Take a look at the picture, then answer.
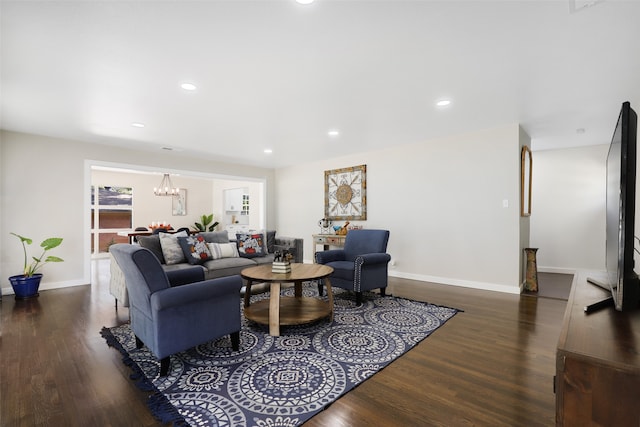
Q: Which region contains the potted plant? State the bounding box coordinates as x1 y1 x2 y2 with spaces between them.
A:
9 233 64 299
193 214 219 232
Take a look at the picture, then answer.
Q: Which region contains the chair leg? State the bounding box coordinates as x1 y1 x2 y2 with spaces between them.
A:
135 335 144 349
317 280 324 297
115 299 118 311
356 292 363 306
160 357 170 376
230 331 240 351
380 287 386 297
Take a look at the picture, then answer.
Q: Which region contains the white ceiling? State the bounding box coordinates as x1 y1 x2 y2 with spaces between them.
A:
2 0 640 169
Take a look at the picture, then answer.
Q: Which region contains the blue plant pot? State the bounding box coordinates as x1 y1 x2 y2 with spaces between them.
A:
9 274 42 300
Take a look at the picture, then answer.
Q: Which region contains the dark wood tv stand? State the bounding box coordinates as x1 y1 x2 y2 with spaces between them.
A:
556 270 640 426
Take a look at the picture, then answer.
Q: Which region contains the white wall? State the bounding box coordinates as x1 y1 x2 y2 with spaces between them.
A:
92 171 266 242
6 125 604 297
275 124 525 294
91 169 216 231
0 130 275 294
530 145 608 272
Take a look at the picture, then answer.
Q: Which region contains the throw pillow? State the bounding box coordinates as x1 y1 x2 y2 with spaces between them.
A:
266 230 277 253
200 231 231 244
136 235 166 264
158 231 188 265
177 234 212 265
207 242 239 259
236 233 266 258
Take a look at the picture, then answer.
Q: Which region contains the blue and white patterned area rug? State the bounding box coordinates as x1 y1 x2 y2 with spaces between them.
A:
101 285 459 427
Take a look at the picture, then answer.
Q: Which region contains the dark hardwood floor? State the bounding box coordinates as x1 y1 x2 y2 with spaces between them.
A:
1 262 567 426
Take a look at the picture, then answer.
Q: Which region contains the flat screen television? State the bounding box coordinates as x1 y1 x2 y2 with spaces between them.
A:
587 101 639 312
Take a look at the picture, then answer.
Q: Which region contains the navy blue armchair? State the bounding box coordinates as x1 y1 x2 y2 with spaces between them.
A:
110 244 243 376
315 229 391 305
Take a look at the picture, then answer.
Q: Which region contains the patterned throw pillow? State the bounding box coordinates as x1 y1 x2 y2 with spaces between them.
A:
177 235 213 265
207 242 239 259
158 231 188 265
236 233 266 258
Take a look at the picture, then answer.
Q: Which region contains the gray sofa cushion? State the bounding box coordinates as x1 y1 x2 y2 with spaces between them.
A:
202 257 255 279
253 253 276 265
137 235 165 264
200 231 231 244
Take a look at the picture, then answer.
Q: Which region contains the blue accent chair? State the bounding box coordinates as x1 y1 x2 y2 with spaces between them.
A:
110 244 243 376
315 229 391 305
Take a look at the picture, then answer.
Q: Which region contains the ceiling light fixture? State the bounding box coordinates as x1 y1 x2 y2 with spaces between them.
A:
131 122 145 128
153 173 180 196
328 130 340 137
264 149 273 154
296 0 315 4
436 99 451 107
180 83 197 91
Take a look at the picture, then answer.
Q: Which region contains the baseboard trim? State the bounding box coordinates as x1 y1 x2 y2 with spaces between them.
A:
389 271 520 295
1 280 88 297
537 266 577 275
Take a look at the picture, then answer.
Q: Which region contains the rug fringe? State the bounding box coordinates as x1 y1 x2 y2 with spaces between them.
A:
148 393 190 426
100 327 189 426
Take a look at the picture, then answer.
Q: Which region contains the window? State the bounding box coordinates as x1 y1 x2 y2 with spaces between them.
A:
91 186 133 255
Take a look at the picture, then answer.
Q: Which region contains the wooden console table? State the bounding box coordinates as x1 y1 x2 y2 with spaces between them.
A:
556 270 640 426
312 234 346 261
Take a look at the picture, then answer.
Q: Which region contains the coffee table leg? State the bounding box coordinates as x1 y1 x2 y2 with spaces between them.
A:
325 277 334 322
294 281 302 298
269 282 281 336
244 279 253 308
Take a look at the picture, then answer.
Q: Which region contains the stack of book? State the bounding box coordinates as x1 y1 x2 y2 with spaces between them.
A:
272 261 291 274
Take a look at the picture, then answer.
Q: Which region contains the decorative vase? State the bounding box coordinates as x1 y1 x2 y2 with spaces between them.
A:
9 273 43 299
524 248 539 292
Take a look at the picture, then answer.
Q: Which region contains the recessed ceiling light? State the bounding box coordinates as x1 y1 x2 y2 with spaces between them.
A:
180 83 197 91
436 99 451 107
328 130 340 137
296 0 315 4
264 149 273 154
131 122 145 128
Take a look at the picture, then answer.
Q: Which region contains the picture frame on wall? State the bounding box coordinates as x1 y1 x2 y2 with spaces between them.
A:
521 146 532 217
324 164 367 220
173 189 187 216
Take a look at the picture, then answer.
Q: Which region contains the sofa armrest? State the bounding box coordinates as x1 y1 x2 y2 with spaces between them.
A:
151 275 243 311
166 266 205 287
315 249 346 264
355 253 391 265
109 253 129 307
274 236 303 263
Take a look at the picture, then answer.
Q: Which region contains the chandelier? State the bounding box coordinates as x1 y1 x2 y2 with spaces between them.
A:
153 173 179 196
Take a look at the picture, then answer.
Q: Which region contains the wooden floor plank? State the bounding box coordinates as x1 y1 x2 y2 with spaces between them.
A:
0 261 566 426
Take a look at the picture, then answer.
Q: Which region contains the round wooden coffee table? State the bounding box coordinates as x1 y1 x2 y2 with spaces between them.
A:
241 263 334 336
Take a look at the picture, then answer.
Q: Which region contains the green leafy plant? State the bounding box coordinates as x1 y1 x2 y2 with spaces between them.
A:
11 233 64 277
193 214 219 232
